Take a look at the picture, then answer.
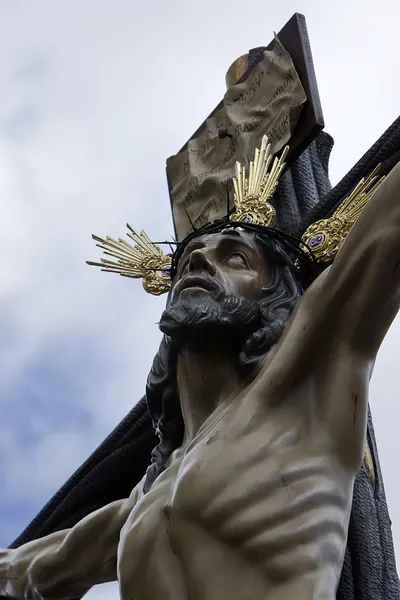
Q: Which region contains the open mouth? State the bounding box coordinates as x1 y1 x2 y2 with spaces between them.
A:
178 275 216 294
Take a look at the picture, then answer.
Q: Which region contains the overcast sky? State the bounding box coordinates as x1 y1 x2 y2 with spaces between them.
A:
0 1 399 599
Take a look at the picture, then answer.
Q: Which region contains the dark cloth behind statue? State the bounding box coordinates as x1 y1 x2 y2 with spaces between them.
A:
10 121 400 600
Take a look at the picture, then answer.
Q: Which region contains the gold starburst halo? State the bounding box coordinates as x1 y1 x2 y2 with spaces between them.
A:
230 135 289 227
87 149 386 296
86 225 172 296
302 164 385 263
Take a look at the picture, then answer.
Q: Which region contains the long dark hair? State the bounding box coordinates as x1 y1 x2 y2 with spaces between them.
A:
143 228 312 492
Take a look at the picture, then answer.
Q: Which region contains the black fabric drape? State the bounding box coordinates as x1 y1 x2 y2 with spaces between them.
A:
11 397 156 546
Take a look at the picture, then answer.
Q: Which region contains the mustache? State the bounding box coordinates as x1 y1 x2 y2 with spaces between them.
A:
173 272 224 299
160 286 261 347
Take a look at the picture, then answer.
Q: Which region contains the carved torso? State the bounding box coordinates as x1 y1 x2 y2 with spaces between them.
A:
118 370 356 600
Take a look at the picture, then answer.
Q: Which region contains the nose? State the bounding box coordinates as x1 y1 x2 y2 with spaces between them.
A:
188 248 216 275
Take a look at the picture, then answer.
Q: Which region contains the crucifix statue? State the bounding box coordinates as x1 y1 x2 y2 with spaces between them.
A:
1 13 399 600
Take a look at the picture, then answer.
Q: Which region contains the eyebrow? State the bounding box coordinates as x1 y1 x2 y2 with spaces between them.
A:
180 234 251 261
218 232 254 251
177 233 255 275
179 240 206 261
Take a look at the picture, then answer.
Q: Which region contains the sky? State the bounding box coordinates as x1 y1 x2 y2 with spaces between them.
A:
0 1 399 598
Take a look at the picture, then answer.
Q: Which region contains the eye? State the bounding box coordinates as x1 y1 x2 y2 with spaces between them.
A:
226 252 247 267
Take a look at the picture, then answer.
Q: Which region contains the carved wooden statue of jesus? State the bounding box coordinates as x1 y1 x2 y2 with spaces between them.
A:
0 134 399 598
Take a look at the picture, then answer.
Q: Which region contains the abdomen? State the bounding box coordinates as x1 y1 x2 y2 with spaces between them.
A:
170 416 352 596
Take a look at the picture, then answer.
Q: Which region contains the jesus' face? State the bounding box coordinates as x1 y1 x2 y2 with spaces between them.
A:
158 228 270 348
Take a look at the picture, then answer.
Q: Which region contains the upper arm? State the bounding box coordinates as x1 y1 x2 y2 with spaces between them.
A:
311 162 400 359
1 478 144 599
56 476 144 579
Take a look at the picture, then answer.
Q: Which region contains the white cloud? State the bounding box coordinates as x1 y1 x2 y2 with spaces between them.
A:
0 1 399 598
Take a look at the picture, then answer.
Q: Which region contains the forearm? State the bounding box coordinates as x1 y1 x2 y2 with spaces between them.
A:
0 498 133 599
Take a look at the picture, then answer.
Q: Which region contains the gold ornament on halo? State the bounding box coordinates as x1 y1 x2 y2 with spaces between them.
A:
231 135 289 227
86 225 172 296
87 135 288 295
87 137 386 295
302 164 385 263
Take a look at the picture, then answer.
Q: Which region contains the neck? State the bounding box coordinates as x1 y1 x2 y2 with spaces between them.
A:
177 342 242 442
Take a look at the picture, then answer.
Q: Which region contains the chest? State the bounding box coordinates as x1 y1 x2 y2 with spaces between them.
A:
129 398 345 554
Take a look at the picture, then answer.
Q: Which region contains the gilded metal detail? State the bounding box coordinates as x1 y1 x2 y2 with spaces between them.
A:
86 225 171 296
302 165 385 263
87 143 385 295
225 54 249 89
231 135 289 227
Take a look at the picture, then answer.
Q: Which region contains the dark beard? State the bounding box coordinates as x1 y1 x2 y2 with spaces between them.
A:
159 287 261 349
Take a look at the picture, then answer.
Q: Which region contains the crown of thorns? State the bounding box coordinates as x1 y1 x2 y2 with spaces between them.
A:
87 136 384 295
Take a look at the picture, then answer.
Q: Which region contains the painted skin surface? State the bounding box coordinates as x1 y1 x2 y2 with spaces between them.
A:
1 162 400 599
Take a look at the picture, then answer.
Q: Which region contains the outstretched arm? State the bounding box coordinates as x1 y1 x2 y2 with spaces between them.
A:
258 162 400 373
280 161 400 368
0 481 142 600
254 162 400 471
314 161 400 358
